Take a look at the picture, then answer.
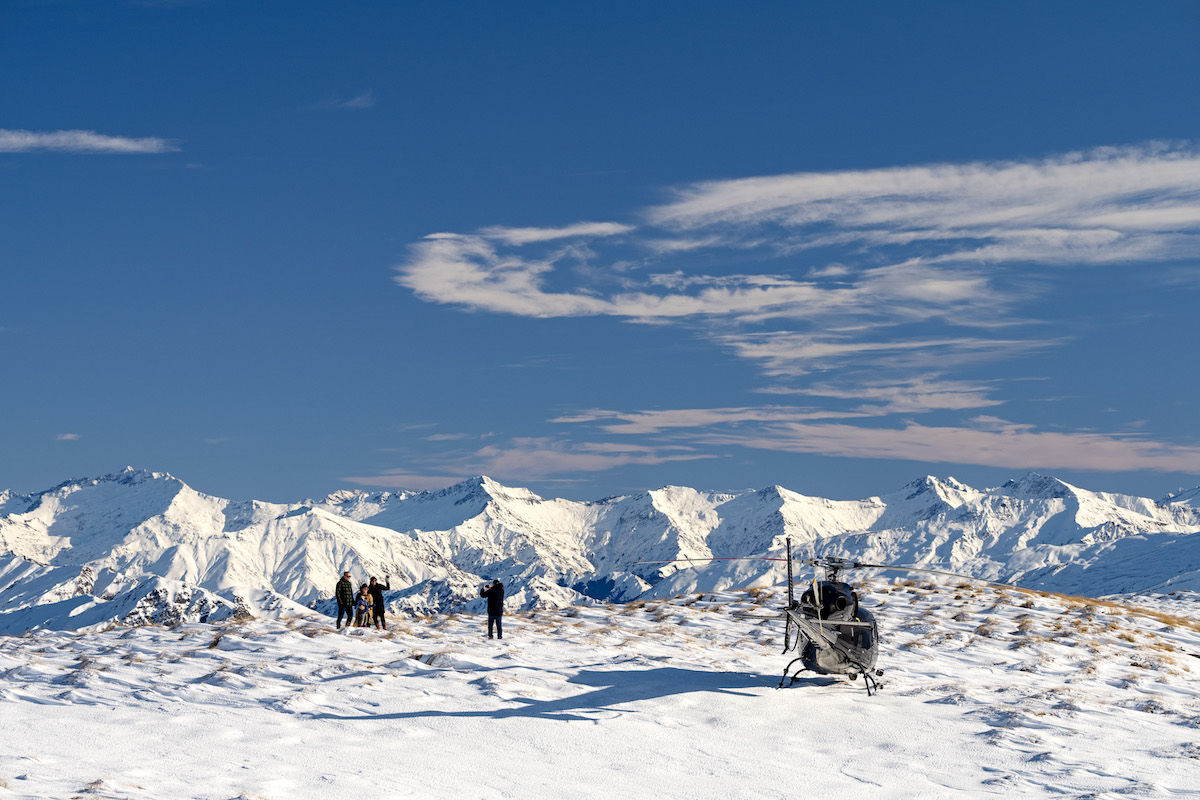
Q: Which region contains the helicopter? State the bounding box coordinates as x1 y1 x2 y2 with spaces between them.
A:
636 537 1023 696
776 548 882 695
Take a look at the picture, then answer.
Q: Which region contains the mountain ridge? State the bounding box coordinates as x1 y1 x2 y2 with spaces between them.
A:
1 467 1198 634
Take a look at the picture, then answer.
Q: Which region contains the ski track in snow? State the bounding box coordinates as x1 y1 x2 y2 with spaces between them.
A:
1 581 1198 799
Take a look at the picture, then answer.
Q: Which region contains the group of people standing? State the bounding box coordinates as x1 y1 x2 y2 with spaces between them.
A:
332 571 506 638
334 572 391 630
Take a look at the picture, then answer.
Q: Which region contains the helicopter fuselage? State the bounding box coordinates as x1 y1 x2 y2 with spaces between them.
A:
788 579 879 676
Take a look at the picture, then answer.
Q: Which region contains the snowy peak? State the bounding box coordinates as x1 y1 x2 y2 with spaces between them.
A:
1000 472 1076 501
431 475 543 506
3 467 1200 633
893 475 978 507
1164 485 1200 510
47 466 182 495
868 475 978 529
644 485 726 539
0 468 197 566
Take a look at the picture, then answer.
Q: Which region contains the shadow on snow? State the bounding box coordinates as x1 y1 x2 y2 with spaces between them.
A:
309 666 780 723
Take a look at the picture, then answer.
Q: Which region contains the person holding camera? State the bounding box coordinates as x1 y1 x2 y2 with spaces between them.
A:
368 575 391 630
479 578 505 639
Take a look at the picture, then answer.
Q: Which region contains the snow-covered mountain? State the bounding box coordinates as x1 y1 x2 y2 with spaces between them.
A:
2 467 1198 633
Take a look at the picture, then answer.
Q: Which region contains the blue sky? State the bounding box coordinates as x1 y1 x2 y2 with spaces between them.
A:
3 1 1200 503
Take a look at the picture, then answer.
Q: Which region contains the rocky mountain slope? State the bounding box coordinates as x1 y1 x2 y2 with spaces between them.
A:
1 467 1198 633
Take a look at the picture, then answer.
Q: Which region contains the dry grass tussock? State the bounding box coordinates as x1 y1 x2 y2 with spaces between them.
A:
1002 588 1200 635
974 619 1000 638
582 623 622 636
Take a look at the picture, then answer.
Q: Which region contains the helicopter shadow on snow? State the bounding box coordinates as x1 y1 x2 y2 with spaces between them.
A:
307 666 781 723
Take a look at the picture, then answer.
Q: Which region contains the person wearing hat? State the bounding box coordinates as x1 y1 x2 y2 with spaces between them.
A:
479 578 505 639
354 583 373 627
334 570 356 629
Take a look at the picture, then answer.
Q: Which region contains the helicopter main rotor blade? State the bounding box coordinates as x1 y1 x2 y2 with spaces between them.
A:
811 618 874 628
851 562 1028 591
630 557 788 565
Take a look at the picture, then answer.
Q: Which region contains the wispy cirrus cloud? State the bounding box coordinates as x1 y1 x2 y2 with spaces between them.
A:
761 378 1005 415
397 144 1200 329
345 437 713 489
313 91 377 110
390 144 1200 479
462 438 712 477
714 330 1057 378
400 233 1004 327
697 418 1200 474
552 406 867 435
548 403 1200 475
479 221 634 246
0 129 178 154
396 145 1200 350
649 143 1200 265
398 234 615 318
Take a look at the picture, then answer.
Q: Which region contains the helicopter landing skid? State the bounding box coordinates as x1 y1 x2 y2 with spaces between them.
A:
778 661 884 696
778 656 807 688
857 669 883 696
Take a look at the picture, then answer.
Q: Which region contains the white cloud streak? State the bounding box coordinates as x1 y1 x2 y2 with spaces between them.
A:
551 404 1200 474
346 438 714 488
699 420 1200 474
461 438 712 477
0 129 178 154
649 144 1200 268
716 331 1057 377
398 234 614 318
791 378 1006 415
398 145 1200 332
315 91 377 110
479 222 634 246
552 406 867 435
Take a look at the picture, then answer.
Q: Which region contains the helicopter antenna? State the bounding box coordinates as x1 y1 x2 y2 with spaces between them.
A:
784 537 794 653
812 568 822 625
786 537 794 607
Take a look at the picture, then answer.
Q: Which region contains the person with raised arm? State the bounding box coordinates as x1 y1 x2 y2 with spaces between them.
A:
368 575 391 630
479 578 505 639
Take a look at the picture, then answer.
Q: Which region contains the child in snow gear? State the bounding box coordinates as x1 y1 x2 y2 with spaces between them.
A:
335 571 355 628
355 584 373 627
368 576 391 630
480 579 504 639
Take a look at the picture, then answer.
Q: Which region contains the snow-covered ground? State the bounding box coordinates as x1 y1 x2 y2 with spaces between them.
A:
2 580 1198 799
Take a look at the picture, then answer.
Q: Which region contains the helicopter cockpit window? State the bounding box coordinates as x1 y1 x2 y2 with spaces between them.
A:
802 582 857 618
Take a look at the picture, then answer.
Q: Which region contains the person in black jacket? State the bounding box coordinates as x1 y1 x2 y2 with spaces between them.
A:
334 571 355 629
480 579 504 639
368 575 390 630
